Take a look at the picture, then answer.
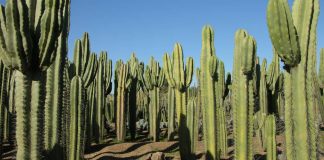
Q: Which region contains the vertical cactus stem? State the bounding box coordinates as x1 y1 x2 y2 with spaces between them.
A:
283 72 293 160
266 115 277 160
200 25 218 160
69 76 85 160
116 63 129 142
167 86 175 140
163 43 194 160
232 29 256 160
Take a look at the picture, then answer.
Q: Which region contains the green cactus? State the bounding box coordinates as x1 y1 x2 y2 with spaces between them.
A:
320 49 324 122
267 0 319 159
187 98 198 154
163 43 194 160
0 0 70 159
232 29 256 160
217 61 228 157
116 62 131 142
127 53 140 140
95 52 112 143
167 86 175 140
69 76 86 160
266 114 277 160
200 25 222 160
44 23 70 159
0 61 10 155
61 59 71 160
142 57 164 142
253 111 266 151
71 33 98 146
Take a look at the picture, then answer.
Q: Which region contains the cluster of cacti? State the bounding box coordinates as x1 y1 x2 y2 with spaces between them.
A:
267 0 319 159
0 0 323 160
142 57 165 141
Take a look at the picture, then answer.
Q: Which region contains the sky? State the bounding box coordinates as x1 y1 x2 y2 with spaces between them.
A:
0 0 323 73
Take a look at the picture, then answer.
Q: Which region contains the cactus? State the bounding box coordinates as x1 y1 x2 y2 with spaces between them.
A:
127 53 140 140
61 59 71 160
0 61 10 155
44 22 70 159
217 61 228 157
267 0 319 159
95 52 112 143
116 62 131 142
266 114 277 160
142 57 164 142
319 49 324 122
232 29 256 160
71 33 98 146
167 86 175 140
199 25 221 160
0 0 70 159
69 76 86 160
163 43 194 160
187 98 198 154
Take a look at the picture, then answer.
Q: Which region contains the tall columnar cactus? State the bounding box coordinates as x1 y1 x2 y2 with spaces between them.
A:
217 61 228 157
257 59 268 149
44 23 70 159
142 57 164 142
127 53 140 140
72 33 99 147
95 52 112 143
0 61 10 155
187 98 198 154
266 114 277 160
0 0 70 159
69 76 86 160
167 86 175 140
232 29 256 160
199 25 219 160
267 0 319 159
319 49 324 122
116 62 131 142
61 59 71 160
163 43 194 160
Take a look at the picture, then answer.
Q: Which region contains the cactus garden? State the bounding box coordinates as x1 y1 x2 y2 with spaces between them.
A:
0 0 324 160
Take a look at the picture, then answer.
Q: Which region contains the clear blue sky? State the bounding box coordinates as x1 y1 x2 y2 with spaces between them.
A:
0 0 323 73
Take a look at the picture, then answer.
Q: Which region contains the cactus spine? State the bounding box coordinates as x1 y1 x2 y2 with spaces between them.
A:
69 76 86 160
163 43 194 160
267 0 319 159
232 29 256 160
